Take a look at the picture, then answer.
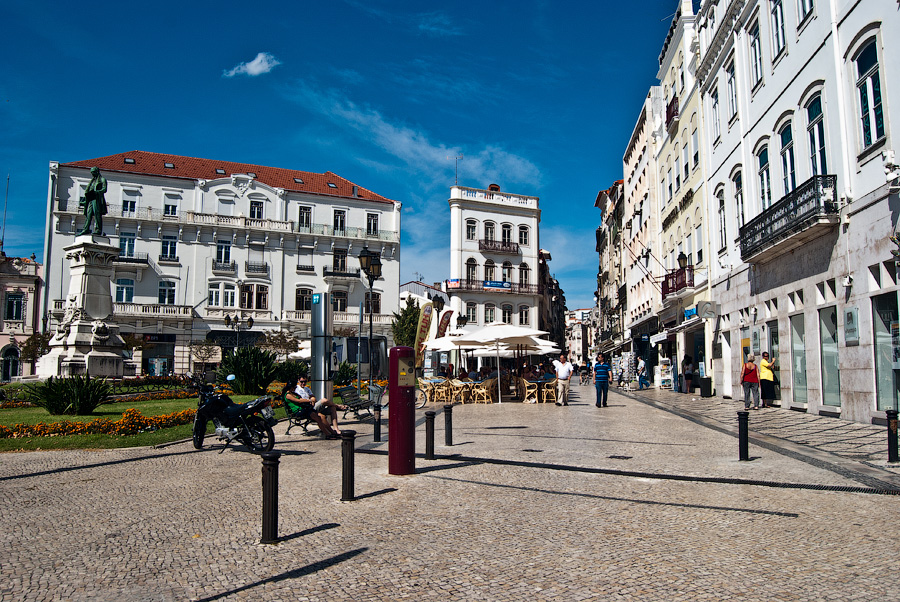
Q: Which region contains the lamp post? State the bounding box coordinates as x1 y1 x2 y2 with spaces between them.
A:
358 246 382 403
677 251 688 269
224 314 254 352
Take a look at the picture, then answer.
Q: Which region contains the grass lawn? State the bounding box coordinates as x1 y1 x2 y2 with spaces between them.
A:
0 395 289 452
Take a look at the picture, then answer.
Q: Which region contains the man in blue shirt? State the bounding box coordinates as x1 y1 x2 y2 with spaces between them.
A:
592 353 611 408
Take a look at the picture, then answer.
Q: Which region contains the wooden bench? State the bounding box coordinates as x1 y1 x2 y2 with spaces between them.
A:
335 384 384 421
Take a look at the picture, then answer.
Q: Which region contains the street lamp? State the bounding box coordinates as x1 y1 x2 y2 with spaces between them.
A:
224 314 254 351
432 295 445 313
358 246 382 402
677 251 688 269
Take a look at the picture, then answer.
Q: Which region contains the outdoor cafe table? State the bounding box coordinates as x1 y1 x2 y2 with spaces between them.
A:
527 379 551 404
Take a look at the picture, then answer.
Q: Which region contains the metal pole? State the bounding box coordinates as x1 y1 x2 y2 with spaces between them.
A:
368 277 374 406
425 410 436 459
341 430 357 501
444 404 453 447
738 411 749 461
887 409 899 463
373 403 382 442
260 451 281 544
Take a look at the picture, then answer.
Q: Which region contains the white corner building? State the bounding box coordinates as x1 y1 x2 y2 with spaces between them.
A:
43 151 401 375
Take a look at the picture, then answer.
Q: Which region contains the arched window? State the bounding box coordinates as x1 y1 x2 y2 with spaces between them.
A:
331 291 348 312
779 122 796 194
484 221 495 241
757 146 772 210
465 258 478 281
466 302 477 324
484 260 495 282
717 188 727 250
732 171 744 227
519 263 530 286
518 305 530 325
518 226 529 246
806 94 828 175
501 224 512 244
502 261 512 283
484 303 496 324
295 287 313 310
2 347 20 382
465 219 477 240
501 304 513 324
365 292 381 314
855 40 884 149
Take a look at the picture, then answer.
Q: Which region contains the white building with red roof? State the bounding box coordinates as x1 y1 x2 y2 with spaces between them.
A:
42 151 401 375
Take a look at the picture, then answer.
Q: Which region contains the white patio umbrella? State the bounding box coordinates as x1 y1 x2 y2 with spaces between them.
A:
287 340 312 360
454 323 550 403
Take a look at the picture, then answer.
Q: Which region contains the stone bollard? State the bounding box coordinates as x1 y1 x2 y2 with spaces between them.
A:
260 451 281 544
887 409 899 463
341 430 357 501
444 404 453 447
425 411 436 460
738 411 749 461
373 403 382 442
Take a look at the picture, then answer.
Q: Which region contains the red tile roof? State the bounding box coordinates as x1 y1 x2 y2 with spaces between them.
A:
62 151 396 205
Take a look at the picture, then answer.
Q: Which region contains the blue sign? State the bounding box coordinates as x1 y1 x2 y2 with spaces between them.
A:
684 306 698 319
313 293 321 305
483 280 512 292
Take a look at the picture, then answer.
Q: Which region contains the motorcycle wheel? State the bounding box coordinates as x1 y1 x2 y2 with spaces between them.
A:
192 417 207 449
242 416 275 453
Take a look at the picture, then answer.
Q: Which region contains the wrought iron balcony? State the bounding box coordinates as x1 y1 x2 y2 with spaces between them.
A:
212 260 237 274
323 267 361 279
662 266 694 298
478 239 520 254
245 261 269 275
740 175 839 262
666 95 679 130
115 251 149 264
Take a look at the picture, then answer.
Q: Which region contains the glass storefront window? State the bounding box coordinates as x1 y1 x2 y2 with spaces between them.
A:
790 314 807 404
872 292 900 411
767 320 780 400
819 306 841 406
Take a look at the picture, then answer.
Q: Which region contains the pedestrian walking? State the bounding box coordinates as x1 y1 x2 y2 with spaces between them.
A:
592 353 611 407
740 353 761 410
759 351 777 407
682 355 693 394
637 357 650 390
552 353 575 406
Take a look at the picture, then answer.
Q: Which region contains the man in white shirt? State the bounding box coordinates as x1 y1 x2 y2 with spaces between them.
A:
296 379 347 435
552 353 575 406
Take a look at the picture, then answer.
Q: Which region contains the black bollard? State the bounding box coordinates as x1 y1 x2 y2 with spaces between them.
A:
260 451 281 544
373 403 382 442
341 430 357 501
738 411 749 461
425 411 436 460
444 404 453 447
887 409 899 463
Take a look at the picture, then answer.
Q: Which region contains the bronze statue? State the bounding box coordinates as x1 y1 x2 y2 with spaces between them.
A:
77 167 108 236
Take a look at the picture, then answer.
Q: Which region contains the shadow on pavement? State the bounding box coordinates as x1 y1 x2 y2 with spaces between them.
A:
277 522 340 543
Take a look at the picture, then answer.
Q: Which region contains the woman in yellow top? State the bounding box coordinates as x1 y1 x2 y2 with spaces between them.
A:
759 351 776 408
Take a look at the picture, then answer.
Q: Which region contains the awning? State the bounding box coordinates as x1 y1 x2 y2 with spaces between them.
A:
669 316 704 333
649 331 669 344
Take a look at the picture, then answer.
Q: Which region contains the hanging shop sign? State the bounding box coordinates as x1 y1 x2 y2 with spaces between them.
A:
650 331 669 345
684 306 698 320
844 307 859 346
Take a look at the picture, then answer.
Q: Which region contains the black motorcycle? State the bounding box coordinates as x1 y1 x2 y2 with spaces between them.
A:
191 374 277 453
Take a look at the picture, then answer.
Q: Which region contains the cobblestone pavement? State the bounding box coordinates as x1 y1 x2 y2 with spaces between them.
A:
2 383 900 601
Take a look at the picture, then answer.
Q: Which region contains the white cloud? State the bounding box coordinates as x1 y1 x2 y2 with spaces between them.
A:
223 52 281 78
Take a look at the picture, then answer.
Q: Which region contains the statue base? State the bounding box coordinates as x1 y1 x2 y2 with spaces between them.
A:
36 319 125 378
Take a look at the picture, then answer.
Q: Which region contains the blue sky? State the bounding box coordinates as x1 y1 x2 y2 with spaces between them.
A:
2 0 678 310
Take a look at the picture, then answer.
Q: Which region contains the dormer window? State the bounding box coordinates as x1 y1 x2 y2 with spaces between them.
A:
124 157 135 164
293 177 304 184
164 162 175 169
327 182 338 188
215 168 226 175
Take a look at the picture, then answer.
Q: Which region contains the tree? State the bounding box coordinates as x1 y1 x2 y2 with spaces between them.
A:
255 329 301 359
333 326 357 337
189 340 220 371
216 346 278 395
392 295 420 348
19 332 51 362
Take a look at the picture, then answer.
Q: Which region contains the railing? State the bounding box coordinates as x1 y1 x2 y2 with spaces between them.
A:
245 261 269 275
204 307 272 321
185 212 293 233
298 223 399 242
323 267 361 278
115 252 149 264
212 260 237 273
662 266 694 298
114 303 194 317
666 95 679 130
446 279 542 295
739 175 839 261
281 310 393 324
295 264 315 273
158 255 179 263
478 239 520 254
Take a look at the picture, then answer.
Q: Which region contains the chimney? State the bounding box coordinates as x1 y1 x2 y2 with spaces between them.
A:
488 183 500 192
352 185 359 197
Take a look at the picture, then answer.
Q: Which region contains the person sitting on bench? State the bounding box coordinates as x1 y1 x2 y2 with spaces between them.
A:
282 377 339 439
294 376 348 435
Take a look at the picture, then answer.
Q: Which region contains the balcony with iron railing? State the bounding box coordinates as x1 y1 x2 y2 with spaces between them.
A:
478 239 520 254
446 279 542 295
739 174 839 263
245 261 269 276
323 266 361 279
662 265 695 299
666 95 679 131
211 259 237 274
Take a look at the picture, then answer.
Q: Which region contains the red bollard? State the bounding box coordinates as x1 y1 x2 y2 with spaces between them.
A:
389 346 416 475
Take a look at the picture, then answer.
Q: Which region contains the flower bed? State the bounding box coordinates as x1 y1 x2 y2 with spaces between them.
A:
0 408 196 439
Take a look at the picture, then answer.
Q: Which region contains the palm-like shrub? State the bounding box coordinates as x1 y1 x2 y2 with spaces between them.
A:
274 360 309 383
25 374 112 415
217 347 278 395
333 361 358 387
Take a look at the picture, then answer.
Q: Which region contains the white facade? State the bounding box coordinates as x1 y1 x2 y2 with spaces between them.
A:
696 0 900 422
43 151 402 375
447 184 541 330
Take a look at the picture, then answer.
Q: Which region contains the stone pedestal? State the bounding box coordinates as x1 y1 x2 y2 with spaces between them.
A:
37 236 125 378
